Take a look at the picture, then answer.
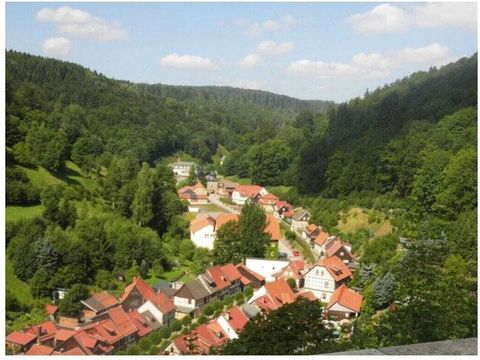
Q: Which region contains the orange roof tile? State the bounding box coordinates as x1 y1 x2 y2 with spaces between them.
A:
55 329 76 342
294 291 317 301
265 215 281 241
207 265 231 290
319 256 353 282
25 344 54 355
6 331 36 346
327 284 363 313
236 264 265 282
220 263 242 282
224 306 249 331
127 310 152 337
119 277 155 303
305 224 319 235
326 240 353 259
107 306 138 337
258 193 279 205
190 216 215 233
45 304 58 315
314 231 330 246
234 185 264 197
150 293 175 314
215 213 239 230
264 279 296 305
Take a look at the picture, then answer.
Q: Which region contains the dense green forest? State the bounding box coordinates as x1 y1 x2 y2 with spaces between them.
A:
5 50 477 350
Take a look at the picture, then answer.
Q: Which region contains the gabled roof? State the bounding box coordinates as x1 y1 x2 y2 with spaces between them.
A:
275 201 293 210
82 292 119 313
326 239 353 259
233 185 264 198
178 182 208 200
190 216 215 233
55 328 76 342
6 331 36 346
275 262 303 281
265 215 281 241
127 309 152 337
304 224 320 235
236 264 265 283
255 293 282 312
215 214 239 230
119 277 155 303
314 231 330 246
45 304 58 315
25 344 54 355
149 293 175 314
293 208 310 221
172 320 228 355
223 306 249 331
107 306 138 338
258 193 279 205
319 256 353 282
327 284 363 313
220 263 242 282
264 279 296 305
207 265 231 290
25 321 57 342
294 291 317 301
175 279 210 301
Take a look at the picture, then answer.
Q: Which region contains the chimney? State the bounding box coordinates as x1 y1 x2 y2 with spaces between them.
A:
224 312 230 321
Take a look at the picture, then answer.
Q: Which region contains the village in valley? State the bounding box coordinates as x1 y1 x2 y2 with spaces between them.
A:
6 159 363 356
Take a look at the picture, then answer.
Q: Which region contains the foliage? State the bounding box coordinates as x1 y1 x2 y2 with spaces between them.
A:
58 284 90 317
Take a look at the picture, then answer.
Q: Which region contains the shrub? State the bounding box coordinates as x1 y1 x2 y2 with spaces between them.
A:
148 345 159 355
181 315 192 326
126 345 140 355
235 292 245 303
138 337 153 352
212 300 224 311
244 286 254 298
197 315 207 324
203 304 214 316
149 329 163 343
287 278 297 290
171 319 182 332
159 326 171 339
224 295 234 307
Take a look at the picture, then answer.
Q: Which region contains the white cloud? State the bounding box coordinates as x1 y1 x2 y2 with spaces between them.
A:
236 15 295 37
288 43 455 79
43 37 71 57
346 3 477 35
36 6 127 41
256 41 295 56
160 53 219 71
346 4 411 34
414 2 477 32
239 53 262 69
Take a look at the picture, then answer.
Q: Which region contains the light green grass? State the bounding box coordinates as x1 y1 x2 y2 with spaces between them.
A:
336 207 393 237
6 205 45 222
6 258 33 307
224 175 252 185
266 242 279 259
22 166 65 188
196 203 224 212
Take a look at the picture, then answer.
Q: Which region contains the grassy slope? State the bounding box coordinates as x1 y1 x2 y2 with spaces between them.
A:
6 258 33 307
6 205 45 222
336 207 393 237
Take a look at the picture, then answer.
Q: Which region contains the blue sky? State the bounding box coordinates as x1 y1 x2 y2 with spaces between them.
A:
6 2 478 102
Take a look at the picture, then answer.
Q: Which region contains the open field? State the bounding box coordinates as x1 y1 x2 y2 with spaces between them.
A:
336 207 393 237
6 258 33 307
6 205 45 222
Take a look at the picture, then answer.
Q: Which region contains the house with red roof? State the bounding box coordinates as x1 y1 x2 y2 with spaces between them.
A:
265 214 281 242
290 208 311 232
312 231 335 255
25 344 54 355
201 263 243 300
236 263 266 289
274 260 306 288
165 319 229 355
44 304 58 321
81 292 120 321
258 193 279 212
325 239 355 266
178 182 208 205
303 256 353 302
326 284 363 320
274 200 294 221
138 292 176 327
231 185 267 205
302 224 321 241
250 278 297 312
6 331 37 354
119 277 155 312
216 306 250 340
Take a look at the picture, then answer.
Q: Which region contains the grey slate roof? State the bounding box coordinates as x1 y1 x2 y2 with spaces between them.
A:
241 303 261 319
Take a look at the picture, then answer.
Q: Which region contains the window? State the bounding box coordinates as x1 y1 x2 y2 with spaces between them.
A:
322 293 326 300
340 251 344 256
324 282 329 289
315 269 319 276
320 270 324 276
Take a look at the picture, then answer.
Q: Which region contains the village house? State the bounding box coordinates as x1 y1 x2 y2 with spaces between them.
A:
81 292 119 322
236 263 266 289
6 331 38 354
216 306 250 340
177 182 208 205
137 292 176 327
217 179 239 198
244 258 289 282
302 256 353 302
231 185 267 205
312 231 336 256
173 279 215 317
205 172 218 194
290 208 311 232
302 224 321 241
202 264 242 300
169 160 196 182
326 284 363 320
274 260 306 288
325 239 355 266
119 277 156 312
274 201 294 222
257 193 279 213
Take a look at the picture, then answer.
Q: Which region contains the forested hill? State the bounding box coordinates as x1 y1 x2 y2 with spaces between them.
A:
297 53 477 196
139 84 335 113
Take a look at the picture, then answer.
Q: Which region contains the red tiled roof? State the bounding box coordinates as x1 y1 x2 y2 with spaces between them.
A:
215 213 239 230
236 264 265 282
45 304 58 315
255 293 281 312
304 224 319 235
25 321 57 342
178 182 208 200
275 263 302 281
234 185 264 198
220 263 242 282
127 310 152 337
258 193 279 205
223 306 249 331
319 256 353 282
207 266 231 290
327 284 363 313
283 210 294 218
6 331 36 346
119 277 155 303
172 321 228 355
190 216 215 233
264 279 295 305
314 231 330 246
55 329 76 342
149 293 175 314
60 347 88 355
326 240 353 259
25 344 54 355
265 215 281 241
108 306 138 337
275 201 292 209
294 291 317 301
239 276 252 286
93 292 119 308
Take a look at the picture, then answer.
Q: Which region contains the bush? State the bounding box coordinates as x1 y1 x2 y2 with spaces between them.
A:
138 337 153 352
148 345 159 355
287 278 297 290
126 345 140 355
203 304 214 316
286 230 296 241
236 298 245 305
171 319 182 332
159 326 171 339
149 329 163 343
244 286 254 298
181 315 192 326
197 315 207 324
235 292 245 303
214 309 223 318
212 300 224 311
224 295 234 307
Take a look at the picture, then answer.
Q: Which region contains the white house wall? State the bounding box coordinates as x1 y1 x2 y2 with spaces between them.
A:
245 258 289 282
190 224 215 250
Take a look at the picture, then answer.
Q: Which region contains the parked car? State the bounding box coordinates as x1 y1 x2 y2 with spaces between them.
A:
292 249 300 256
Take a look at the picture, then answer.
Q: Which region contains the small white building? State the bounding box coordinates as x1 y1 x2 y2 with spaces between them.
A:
138 296 175 327
302 264 336 302
231 185 267 205
290 208 311 232
190 216 216 250
170 160 196 181
244 258 289 283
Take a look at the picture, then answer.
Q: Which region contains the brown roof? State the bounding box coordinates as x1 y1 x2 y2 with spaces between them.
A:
236 264 266 283
178 182 208 200
82 292 119 313
175 279 210 301
314 231 330 246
